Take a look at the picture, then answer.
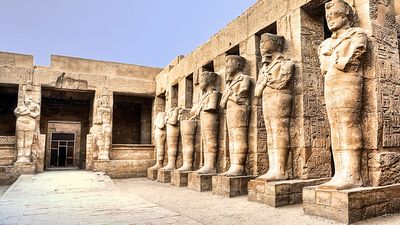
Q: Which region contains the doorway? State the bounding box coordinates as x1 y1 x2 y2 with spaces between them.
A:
46 121 82 169
50 133 75 167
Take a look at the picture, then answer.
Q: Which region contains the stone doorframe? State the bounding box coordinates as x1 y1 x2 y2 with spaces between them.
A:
45 121 81 169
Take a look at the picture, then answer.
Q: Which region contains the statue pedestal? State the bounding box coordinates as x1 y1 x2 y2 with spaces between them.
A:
157 169 172 183
212 175 256 197
303 184 400 224
248 178 329 207
15 162 36 174
147 168 158 180
171 170 191 187
188 172 216 192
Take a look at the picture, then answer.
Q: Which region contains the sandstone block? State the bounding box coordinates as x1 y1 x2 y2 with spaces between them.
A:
147 168 158 180
212 175 256 198
188 172 216 192
171 170 190 187
157 169 172 183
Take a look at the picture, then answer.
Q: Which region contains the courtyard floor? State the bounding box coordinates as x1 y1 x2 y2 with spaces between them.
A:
0 171 399 225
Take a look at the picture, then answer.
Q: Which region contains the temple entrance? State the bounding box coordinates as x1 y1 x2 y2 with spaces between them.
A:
41 88 94 170
47 121 81 168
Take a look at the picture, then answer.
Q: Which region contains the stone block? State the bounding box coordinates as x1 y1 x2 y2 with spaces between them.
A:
188 172 216 192
171 170 191 187
15 162 36 174
212 175 256 198
303 183 400 224
157 169 172 183
147 168 158 180
248 178 329 207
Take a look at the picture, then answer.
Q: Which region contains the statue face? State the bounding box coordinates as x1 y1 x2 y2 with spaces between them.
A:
326 10 348 31
225 58 239 80
260 38 276 57
24 97 32 106
199 74 208 91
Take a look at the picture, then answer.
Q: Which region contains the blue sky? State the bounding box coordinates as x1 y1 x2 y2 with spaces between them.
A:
0 0 255 68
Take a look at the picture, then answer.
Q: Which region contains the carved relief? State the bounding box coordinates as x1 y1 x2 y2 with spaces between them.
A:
300 10 332 179
14 90 40 163
89 89 112 160
0 136 16 145
318 0 368 190
51 73 88 90
219 55 251 176
254 33 294 181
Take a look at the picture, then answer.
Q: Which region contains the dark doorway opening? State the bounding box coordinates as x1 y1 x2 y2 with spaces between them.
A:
0 84 18 136
50 133 75 167
41 88 94 169
112 94 153 144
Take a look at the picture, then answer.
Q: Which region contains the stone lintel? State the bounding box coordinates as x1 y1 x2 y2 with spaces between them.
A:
212 175 257 198
248 178 329 207
147 168 158 180
188 172 217 192
170 170 191 187
157 169 172 183
303 183 400 224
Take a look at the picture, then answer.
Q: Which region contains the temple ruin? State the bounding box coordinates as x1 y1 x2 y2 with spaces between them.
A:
1 0 400 223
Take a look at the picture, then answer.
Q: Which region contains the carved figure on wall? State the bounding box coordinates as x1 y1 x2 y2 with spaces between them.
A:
220 55 251 176
254 33 294 181
14 94 40 163
90 92 112 160
189 71 220 174
161 107 181 170
148 112 168 170
318 0 368 190
52 73 88 90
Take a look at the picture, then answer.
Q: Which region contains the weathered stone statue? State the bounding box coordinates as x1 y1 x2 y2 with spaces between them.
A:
254 33 294 181
149 112 168 170
318 0 368 190
176 120 197 172
161 107 181 170
90 94 112 160
220 55 251 176
14 94 40 163
191 71 220 174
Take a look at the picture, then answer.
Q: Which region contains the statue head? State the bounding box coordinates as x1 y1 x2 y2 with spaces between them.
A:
225 55 245 81
199 71 218 91
325 0 355 32
101 111 111 124
260 33 284 62
24 96 33 107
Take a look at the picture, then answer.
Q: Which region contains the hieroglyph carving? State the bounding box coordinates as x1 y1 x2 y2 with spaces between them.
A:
190 71 220 174
254 33 294 181
318 0 368 190
161 107 181 170
52 73 88 90
14 92 40 163
89 90 112 160
220 55 251 176
148 112 167 170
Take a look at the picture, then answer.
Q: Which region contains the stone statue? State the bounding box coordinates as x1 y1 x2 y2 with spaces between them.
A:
161 107 181 170
90 94 112 160
176 109 197 172
318 0 368 190
148 112 167 170
220 55 251 176
191 71 220 174
254 33 294 181
14 94 40 163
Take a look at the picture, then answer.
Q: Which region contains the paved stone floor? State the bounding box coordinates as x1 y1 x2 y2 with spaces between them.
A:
0 171 200 225
1 171 400 225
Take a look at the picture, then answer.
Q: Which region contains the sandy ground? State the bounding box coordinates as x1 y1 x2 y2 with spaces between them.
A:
0 186 10 197
114 178 400 225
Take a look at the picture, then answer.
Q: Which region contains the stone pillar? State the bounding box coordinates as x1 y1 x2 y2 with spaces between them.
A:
140 103 152 144
87 87 113 170
14 82 42 174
